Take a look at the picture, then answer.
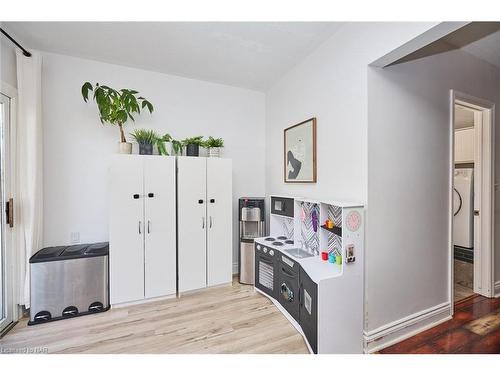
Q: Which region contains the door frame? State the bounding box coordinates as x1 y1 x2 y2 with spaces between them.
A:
449 90 495 311
0 81 18 334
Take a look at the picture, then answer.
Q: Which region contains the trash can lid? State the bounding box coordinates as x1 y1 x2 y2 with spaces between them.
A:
84 242 109 256
60 244 88 257
29 246 66 262
30 242 109 263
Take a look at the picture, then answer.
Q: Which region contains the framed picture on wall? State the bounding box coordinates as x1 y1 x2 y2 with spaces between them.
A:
284 117 317 183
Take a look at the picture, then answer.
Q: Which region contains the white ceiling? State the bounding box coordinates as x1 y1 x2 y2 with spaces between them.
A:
3 22 342 91
462 29 500 70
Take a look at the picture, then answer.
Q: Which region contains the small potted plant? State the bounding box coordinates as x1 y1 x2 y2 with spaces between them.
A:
203 136 224 157
181 136 204 157
81 82 154 154
157 133 183 156
130 129 159 155
171 139 183 156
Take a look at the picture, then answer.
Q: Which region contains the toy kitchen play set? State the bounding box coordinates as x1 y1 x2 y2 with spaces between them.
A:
254 195 364 354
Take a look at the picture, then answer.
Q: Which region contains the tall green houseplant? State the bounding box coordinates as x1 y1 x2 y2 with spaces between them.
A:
81 82 154 153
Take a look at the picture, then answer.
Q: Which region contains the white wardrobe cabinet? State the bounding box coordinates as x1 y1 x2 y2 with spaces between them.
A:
178 157 233 293
110 155 176 305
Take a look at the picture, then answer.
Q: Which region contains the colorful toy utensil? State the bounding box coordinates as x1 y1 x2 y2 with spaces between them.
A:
311 205 318 232
300 205 306 222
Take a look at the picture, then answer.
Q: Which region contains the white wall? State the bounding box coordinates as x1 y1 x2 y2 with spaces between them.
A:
265 22 437 203
1 38 17 88
367 49 500 338
41 52 266 267
264 21 441 349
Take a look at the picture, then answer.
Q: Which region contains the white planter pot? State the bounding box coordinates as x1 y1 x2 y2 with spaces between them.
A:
118 142 132 154
208 147 221 157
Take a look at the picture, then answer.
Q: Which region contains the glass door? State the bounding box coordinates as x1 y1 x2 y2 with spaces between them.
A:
0 92 13 333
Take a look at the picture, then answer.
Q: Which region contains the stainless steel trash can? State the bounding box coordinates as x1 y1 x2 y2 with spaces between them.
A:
29 242 109 325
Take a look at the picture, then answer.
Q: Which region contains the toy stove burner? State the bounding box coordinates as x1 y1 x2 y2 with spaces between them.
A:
277 236 288 240
264 237 275 241
272 241 284 246
284 240 294 245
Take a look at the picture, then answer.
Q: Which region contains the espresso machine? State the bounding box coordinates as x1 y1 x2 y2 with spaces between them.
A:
238 197 265 284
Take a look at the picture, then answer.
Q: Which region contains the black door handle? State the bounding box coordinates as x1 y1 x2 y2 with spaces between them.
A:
133 194 140 199
210 199 215 203
198 199 204 204
148 193 154 198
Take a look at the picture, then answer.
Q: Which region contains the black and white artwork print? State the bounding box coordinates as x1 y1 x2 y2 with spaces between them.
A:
284 118 316 183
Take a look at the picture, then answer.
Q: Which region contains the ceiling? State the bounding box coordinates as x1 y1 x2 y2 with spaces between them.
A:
388 22 500 67
2 22 342 91
462 29 500 70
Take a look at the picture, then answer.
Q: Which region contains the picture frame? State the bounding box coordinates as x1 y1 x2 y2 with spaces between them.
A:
284 117 317 183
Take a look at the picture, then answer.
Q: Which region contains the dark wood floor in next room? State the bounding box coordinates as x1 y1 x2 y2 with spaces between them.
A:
380 295 500 354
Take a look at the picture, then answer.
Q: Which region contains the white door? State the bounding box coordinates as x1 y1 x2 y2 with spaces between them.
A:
0 93 13 332
144 156 176 298
109 156 145 304
207 158 233 287
177 157 207 293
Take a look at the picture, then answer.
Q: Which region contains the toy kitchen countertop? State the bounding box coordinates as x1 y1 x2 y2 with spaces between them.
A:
254 237 342 284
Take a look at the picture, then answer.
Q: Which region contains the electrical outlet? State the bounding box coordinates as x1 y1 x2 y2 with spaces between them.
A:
70 232 80 244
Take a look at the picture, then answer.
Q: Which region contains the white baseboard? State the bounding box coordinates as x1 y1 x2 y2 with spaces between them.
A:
232 262 239 275
111 293 176 309
495 281 500 298
363 302 452 353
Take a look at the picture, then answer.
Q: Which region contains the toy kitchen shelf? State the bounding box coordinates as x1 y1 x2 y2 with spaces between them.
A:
254 195 364 354
320 224 342 237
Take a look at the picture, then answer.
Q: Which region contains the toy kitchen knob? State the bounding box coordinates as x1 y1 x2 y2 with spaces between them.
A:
269 250 274 256
281 283 294 302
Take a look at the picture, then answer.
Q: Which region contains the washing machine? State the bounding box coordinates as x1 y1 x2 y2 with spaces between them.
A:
453 168 474 248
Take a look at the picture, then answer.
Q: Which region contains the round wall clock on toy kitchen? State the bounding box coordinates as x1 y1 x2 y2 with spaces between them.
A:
284 117 317 183
346 210 362 232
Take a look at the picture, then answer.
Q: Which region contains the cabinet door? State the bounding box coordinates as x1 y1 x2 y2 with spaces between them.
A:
144 156 176 299
177 157 207 292
206 158 233 287
109 156 145 304
299 267 318 354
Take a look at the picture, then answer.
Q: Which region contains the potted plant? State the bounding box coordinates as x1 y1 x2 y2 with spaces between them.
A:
81 82 154 154
130 129 159 155
203 136 224 157
181 136 204 157
157 133 183 156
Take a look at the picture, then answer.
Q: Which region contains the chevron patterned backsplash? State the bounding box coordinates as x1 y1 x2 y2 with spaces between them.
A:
299 202 320 255
281 217 294 239
327 204 342 255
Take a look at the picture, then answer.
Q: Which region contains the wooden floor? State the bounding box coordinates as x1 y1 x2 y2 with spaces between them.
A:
454 283 474 302
0 280 309 354
380 294 500 354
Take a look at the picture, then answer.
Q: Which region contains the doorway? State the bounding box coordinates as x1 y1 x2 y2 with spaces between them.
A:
451 91 495 306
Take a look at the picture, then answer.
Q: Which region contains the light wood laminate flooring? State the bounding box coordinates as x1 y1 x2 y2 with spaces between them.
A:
0 280 309 354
